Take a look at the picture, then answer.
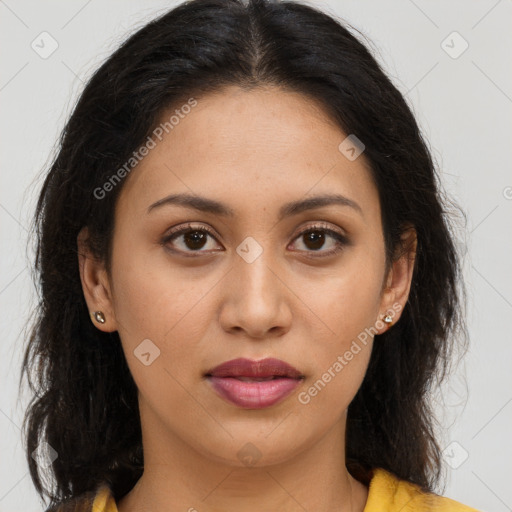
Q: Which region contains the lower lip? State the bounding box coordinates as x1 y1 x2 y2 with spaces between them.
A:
207 376 303 409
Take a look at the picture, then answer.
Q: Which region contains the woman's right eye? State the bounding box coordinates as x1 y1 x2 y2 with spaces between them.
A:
161 224 222 255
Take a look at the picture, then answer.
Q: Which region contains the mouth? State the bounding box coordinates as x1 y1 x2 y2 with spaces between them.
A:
204 357 305 409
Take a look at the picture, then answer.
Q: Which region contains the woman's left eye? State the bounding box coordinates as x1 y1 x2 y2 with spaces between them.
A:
290 224 349 256
161 222 349 257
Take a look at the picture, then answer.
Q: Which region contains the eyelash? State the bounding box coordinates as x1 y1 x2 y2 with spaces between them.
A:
161 222 349 258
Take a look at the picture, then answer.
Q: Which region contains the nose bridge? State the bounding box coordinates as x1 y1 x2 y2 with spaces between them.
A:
234 234 279 297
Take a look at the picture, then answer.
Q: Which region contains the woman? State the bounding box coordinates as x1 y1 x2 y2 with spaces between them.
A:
21 0 479 510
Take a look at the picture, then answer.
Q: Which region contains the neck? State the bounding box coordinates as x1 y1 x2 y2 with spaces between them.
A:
117 408 368 512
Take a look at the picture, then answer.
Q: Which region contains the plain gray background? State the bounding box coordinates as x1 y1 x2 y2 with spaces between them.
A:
1 1 511 511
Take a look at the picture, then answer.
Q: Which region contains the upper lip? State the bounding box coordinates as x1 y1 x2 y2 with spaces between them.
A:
205 357 304 379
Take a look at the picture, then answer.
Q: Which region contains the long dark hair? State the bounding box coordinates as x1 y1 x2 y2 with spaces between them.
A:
20 0 467 509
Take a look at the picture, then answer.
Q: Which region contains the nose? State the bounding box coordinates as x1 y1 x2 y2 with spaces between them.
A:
218 248 292 340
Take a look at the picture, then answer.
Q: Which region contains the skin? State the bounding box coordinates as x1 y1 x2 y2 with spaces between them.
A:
78 85 416 512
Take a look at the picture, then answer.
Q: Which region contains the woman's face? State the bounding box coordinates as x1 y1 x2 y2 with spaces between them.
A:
79 85 413 467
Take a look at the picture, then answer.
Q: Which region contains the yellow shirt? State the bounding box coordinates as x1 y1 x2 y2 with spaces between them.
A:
90 468 481 511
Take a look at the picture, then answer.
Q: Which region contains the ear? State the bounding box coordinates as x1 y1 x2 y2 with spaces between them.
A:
77 227 118 332
376 225 417 333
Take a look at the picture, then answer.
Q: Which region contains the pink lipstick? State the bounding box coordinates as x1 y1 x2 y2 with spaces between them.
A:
205 357 304 409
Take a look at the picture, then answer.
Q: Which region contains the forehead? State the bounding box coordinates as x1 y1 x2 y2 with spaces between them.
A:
116 85 378 221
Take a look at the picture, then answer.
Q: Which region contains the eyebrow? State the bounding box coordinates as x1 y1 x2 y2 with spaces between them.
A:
147 192 363 220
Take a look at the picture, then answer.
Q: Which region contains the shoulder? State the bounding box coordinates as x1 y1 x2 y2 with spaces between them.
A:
45 483 117 512
364 468 481 512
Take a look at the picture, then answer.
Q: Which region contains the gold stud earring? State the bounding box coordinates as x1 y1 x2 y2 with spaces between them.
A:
91 311 106 324
383 314 393 327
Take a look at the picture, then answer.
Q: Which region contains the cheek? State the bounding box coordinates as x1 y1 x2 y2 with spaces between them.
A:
110 262 208 420
295 293 377 422
110 242 221 386
111 235 210 339
296 248 384 408
312 246 386 341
